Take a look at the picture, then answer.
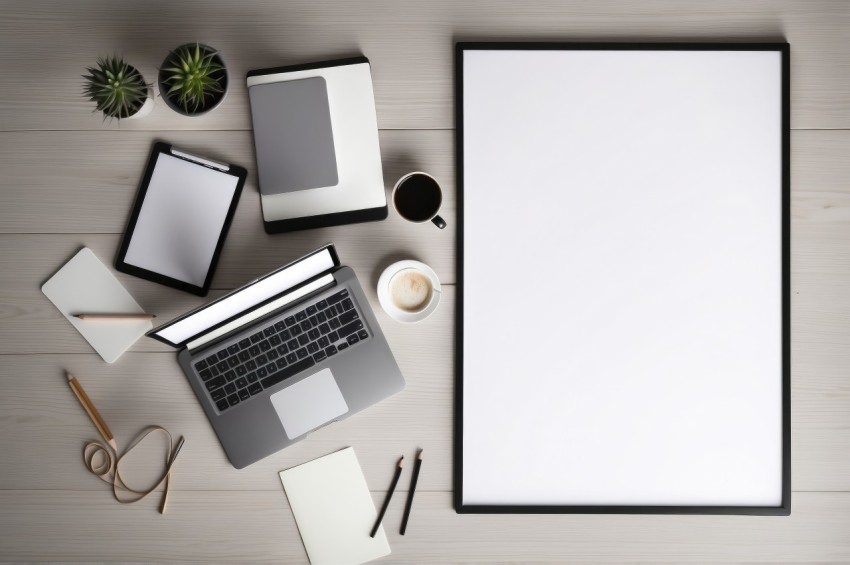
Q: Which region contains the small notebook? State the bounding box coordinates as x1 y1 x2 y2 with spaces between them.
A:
42 248 151 363
280 447 390 565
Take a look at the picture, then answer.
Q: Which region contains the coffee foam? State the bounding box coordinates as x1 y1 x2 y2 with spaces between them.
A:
390 269 433 312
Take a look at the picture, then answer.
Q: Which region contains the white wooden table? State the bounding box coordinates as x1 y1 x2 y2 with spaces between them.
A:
1 1 849 562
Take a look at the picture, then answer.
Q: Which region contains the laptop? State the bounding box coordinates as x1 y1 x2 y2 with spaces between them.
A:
148 244 405 468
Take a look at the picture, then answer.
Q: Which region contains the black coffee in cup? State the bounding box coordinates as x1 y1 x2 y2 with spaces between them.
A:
392 173 446 229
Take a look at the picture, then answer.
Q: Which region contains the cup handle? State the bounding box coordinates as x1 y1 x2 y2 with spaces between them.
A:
431 215 447 229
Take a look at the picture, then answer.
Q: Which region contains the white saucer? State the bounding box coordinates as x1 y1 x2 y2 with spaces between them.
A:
377 260 441 323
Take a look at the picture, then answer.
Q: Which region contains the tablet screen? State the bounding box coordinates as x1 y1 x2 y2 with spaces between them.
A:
123 153 240 288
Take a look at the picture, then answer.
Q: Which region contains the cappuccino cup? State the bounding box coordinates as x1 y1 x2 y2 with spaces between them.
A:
377 260 441 323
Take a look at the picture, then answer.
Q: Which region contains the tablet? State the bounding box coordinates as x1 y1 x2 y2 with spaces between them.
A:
116 142 247 296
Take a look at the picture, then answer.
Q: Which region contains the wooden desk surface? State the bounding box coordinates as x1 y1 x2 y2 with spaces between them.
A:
1 1 848 562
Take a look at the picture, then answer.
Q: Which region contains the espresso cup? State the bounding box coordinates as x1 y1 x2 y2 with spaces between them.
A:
392 172 447 229
377 260 441 323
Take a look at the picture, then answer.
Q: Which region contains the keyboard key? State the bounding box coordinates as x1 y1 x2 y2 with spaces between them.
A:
249 345 260 357
306 305 317 315
317 299 328 310
270 334 281 346
313 351 327 363
199 369 212 381
347 334 360 345
257 354 268 366
325 345 338 356
357 329 369 340
235 377 248 389
257 367 268 378
260 357 315 390
227 356 239 368
316 311 327 323
326 305 337 317
341 298 354 311
259 340 271 352
291 325 303 336
338 310 359 325
329 331 339 342
308 315 318 326
319 323 331 335
280 329 291 341
246 372 258 383
227 394 240 407
273 321 285 331
228 344 240 355
246 360 257 371
318 336 330 348
236 365 247 376
238 338 251 349
307 342 319 354
329 318 341 330
276 358 288 369
225 370 237 382
327 289 348 304
248 383 263 396
238 389 250 401
276 344 288 355
298 334 309 346
211 388 227 401
338 342 349 351
300 320 312 331
265 362 277 374
284 316 296 327
287 339 299 350
194 359 208 371
308 328 320 340
286 352 298 363
338 320 363 338
296 347 308 359
250 331 264 343
263 326 275 337
238 351 250 362
209 364 220 376
267 349 279 361
204 355 219 367
216 361 229 373
206 375 226 391
218 350 230 361
225 383 237 394
295 311 307 321
216 399 229 411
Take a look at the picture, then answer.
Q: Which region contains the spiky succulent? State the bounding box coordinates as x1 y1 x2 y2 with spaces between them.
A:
161 43 225 113
83 56 149 119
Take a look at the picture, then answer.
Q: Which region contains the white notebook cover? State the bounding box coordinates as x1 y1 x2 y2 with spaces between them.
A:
42 248 151 363
280 447 390 565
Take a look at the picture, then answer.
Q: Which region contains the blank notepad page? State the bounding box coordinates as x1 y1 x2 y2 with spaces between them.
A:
123 154 238 286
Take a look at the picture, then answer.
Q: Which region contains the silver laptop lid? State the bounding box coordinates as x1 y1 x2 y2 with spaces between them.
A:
147 244 340 349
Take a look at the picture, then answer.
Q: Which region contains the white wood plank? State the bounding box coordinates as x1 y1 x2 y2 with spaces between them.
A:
0 1 848 131
0 491 848 562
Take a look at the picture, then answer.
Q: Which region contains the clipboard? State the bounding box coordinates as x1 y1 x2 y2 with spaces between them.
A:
115 142 247 296
246 57 388 233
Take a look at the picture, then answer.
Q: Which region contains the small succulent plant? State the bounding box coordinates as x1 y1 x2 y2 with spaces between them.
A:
160 43 226 114
83 55 150 120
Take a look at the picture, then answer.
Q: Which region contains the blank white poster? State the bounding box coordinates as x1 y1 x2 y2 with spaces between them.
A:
461 49 784 507
124 154 238 286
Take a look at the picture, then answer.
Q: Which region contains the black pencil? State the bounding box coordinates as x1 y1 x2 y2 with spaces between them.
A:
370 456 403 538
400 449 423 535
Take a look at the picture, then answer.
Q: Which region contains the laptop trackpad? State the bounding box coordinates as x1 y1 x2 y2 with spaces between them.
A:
269 368 349 439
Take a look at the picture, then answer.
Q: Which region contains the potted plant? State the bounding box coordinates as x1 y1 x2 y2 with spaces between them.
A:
82 55 154 121
158 43 228 116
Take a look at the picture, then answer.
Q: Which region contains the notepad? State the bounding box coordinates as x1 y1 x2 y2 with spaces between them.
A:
279 447 390 565
42 248 151 363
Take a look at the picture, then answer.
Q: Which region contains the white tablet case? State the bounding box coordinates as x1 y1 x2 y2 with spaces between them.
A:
458 44 789 513
247 58 387 230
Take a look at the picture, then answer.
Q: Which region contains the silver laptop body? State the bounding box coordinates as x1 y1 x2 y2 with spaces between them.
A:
148 244 404 468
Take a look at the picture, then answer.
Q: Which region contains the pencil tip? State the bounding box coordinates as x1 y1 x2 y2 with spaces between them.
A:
418 449 424 459
65 371 73 381
399 455 404 467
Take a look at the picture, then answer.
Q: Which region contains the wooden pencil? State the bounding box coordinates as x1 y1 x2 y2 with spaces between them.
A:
370 456 403 538
400 449 423 535
74 313 155 320
66 372 117 451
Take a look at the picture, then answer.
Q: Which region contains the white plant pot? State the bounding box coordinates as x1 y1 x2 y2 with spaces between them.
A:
126 85 155 120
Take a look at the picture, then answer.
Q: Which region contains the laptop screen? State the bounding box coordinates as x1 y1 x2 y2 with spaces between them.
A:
148 245 339 348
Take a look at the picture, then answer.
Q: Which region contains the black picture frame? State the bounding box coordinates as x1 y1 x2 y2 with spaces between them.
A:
454 42 791 515
115 141 248 296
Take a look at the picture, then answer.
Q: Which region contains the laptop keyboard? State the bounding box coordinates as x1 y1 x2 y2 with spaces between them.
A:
191 288 370 413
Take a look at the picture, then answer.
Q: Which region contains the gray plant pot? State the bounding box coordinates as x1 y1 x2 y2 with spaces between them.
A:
158 43 228 117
